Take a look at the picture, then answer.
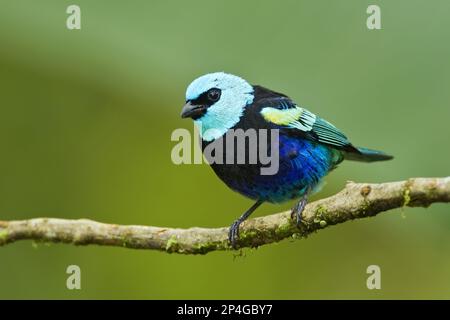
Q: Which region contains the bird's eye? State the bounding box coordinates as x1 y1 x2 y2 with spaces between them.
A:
207 88 221 102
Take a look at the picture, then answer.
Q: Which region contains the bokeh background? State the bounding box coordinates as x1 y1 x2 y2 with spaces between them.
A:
0 0 449 299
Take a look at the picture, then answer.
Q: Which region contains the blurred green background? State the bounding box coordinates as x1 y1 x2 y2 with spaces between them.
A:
0 0 449 299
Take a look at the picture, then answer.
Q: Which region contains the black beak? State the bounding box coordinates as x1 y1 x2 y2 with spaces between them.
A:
180 101 206 119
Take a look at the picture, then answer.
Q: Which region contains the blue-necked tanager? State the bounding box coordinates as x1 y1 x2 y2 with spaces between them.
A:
181 72 393 248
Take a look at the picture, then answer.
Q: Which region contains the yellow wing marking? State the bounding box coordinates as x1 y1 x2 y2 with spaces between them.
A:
260 106 303 125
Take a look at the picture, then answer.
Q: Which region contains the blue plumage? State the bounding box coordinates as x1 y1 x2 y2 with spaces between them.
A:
181 72 393 248
224 135 341 203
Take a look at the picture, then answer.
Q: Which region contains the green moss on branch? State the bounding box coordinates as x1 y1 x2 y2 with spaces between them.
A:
0 177 449 254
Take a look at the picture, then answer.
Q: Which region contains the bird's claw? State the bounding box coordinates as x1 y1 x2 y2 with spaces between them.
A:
290 208 302 228
228 220 241 249
227 200 264 249
291 196 308 228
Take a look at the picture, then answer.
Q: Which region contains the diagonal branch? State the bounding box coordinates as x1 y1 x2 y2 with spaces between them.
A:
0 177 449 254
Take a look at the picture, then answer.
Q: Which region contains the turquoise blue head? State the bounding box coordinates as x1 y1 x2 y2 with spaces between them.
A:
181 72 254 141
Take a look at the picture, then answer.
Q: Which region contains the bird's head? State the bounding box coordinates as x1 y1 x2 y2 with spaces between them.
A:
181 72 254 141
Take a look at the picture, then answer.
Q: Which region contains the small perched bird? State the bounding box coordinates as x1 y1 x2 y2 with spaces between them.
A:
181 72 393 248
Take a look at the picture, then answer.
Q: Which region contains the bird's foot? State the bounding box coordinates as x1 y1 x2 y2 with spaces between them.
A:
228 219 242 249
291 195 308 228
228 200 264 249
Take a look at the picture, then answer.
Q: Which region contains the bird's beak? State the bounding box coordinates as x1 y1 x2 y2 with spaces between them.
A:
180 101 206 119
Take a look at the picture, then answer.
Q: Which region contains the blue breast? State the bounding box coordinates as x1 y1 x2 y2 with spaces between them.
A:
222 135 342 203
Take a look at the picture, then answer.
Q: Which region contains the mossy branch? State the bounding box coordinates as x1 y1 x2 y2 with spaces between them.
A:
0 177 449 254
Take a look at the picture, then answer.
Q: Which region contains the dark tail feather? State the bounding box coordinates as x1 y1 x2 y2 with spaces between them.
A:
344 146 394 162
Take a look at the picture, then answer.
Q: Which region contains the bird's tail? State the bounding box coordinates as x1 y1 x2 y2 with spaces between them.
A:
344 146 393 162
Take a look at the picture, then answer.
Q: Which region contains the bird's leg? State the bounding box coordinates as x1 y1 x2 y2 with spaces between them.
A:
291 192 309 228
229 200 264 249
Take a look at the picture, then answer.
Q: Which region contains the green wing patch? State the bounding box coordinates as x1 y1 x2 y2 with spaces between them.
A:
311 117 350 148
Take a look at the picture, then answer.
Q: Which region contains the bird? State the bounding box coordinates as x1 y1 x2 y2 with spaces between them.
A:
180 72 393 248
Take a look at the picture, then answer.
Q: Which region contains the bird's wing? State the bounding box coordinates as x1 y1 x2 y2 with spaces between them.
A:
258 96 357 152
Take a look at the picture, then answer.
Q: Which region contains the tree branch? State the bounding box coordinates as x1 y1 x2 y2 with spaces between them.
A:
0 177 449 254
